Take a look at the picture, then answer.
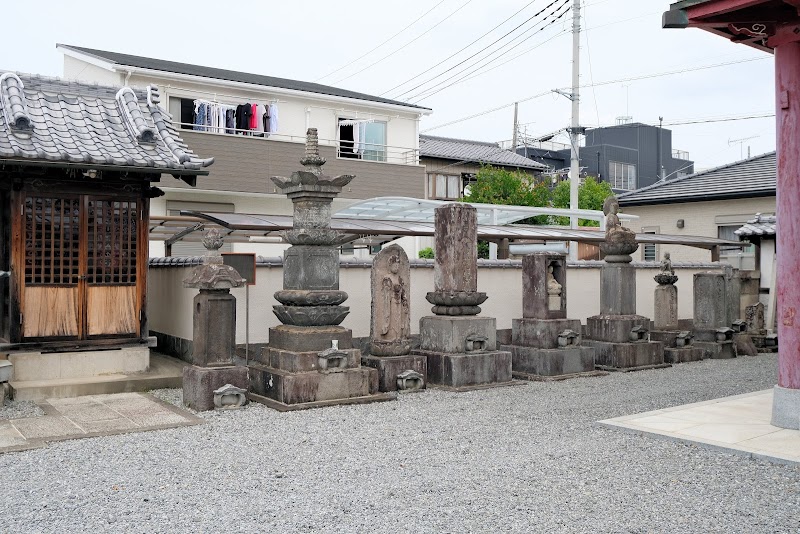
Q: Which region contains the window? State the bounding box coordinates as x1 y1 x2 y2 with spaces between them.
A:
166 201 234 257
168 97 196 130
337 119 387 162
642 227 659 262
609 161 637 190
427 173 461 200
718 224 756 270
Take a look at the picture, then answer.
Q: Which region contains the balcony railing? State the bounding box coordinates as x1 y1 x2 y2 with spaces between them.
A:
174 121 419 166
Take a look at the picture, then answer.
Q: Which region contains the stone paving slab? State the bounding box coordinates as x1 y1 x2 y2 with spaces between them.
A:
0 392 203 454
599 389 800 466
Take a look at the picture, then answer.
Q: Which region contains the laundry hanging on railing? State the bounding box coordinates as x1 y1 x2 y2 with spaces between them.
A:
193 99 278 136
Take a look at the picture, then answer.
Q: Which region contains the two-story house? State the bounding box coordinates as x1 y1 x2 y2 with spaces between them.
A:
57 44 432 257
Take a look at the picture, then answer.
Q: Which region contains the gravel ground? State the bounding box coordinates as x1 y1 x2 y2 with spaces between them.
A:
1 354 798 533
0 398 44 420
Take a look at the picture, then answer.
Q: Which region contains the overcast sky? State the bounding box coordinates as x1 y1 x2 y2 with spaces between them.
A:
0 0 776 171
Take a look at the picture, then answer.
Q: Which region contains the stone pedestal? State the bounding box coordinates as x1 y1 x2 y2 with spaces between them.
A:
601 263 637 315
654 284 678 331
650 330 704 364
183 365 248 412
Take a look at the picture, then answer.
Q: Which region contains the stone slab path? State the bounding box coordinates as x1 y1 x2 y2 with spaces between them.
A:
0 392 203 453
599 389 800 465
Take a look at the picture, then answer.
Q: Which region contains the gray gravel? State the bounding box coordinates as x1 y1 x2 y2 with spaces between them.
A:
1 354 798 533
0 398 44 420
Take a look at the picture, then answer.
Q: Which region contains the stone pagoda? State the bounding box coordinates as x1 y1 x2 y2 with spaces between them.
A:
649 253 703 363
362 244 426 392
500 252 598 380
412 203 512 390
583 197 666 371
248 128 392 410
182 228 248 411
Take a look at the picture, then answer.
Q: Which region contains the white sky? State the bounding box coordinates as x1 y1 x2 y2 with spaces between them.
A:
0 0 776 171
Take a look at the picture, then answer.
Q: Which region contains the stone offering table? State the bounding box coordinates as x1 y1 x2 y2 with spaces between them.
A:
247 129 393 410
583 197 667 371
362 245 427 392
693 272 737 359
411 203 512 390
182 229 249 411
500 252 600 380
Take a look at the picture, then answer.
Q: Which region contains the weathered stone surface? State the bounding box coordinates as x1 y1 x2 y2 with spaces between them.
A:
522 253 567 320
183 228 246 291
370 245 411 356
433 203 478 293
745 302 766 334
725 266 742 326
694 272 728 330
282 246 340 291
502 345 594 377
419 316 497 354
272 304 349 326
418 349 512 388
585 315 650 344
583 340 665 369
274 290 348 306
362 354 427 392
601 263 637 315
511 318 582 349
256 347 361 373
694 341 736 359
733 332 758 356
213 384 248 409
664 347 704 363
191 290 237 367
249 363 377 404
183 365 248 412
654 283 679 330
600 196 638 262
268 325 353 352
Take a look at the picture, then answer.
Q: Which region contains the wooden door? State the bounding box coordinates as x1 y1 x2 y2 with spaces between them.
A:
20 194 141 340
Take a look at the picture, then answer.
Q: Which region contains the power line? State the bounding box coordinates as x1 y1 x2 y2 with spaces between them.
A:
380 0 542 97
420 91 553 133
410 3 571 103
315 0 449 82
329 0 475 85
394 0 568 100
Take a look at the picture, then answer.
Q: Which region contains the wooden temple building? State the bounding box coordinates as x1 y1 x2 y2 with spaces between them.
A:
0 72 212 397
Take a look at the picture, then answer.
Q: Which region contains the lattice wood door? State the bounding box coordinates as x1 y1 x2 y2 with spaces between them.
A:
21 194 141 340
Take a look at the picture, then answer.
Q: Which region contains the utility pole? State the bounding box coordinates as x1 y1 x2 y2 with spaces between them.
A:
568 0 581 260
657 116 664 181
512 102 519 151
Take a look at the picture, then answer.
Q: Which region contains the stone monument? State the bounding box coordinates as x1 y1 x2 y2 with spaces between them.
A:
746 302 777 351
500 252 599 380
248 128 392 410
362 244 426 392
693 272 737 359
182 228 249 411
649 253 703 363
583 197 667 371
412 203 512 389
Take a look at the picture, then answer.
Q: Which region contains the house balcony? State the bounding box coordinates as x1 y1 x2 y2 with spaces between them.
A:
168 129 425 200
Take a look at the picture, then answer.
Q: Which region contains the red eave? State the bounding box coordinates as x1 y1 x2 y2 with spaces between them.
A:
686 0 768 19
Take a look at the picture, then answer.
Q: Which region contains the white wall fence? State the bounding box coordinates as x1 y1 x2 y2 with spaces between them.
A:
148 258 726 346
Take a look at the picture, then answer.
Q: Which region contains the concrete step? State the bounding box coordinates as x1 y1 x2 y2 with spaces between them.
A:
9 353 187 401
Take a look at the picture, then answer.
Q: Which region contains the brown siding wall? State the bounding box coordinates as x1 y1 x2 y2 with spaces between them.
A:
176 132 425 199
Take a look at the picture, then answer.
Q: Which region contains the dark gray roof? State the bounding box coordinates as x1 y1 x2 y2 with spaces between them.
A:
58 44 431 112
419 135 547 170
0 72 213 177
735 213 776 237
618 151 776 206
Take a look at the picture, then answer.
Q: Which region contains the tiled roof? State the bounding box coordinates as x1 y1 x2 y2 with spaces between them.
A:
618 152 775 206
0 72 213 177
419 135 547 170
735 213 776 237
58 44 431 112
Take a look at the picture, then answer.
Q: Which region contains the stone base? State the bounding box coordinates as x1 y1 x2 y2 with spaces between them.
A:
268 325 353 352
414 349 511 388
733 333 758 356
752 334 778 352
585 315 651 344
582 340 666 370
362 354 427 392
664 347 704 364
500 344 595 378
255 347 360 372
510 318 582 348
249 362 381 406
771 384 800 430
183 365 249 412
248 391 396 412
8 347 149 381
694 341 736 359
419 316 496 353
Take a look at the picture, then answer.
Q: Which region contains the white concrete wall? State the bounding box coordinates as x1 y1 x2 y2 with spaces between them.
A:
622 197 776 262
63 55 122 86
148 262 724 343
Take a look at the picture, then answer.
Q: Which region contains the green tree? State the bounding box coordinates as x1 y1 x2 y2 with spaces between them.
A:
551 176 614 227
461 165 551 225
418 247 434 259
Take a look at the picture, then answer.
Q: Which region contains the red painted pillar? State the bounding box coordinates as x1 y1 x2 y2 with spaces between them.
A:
774 40 800 428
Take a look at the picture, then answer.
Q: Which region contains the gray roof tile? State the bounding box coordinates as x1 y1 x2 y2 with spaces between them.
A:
59 44 431 112
419 134 547 171
735 213 776 237
0 72 214 176
618 152 776 206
